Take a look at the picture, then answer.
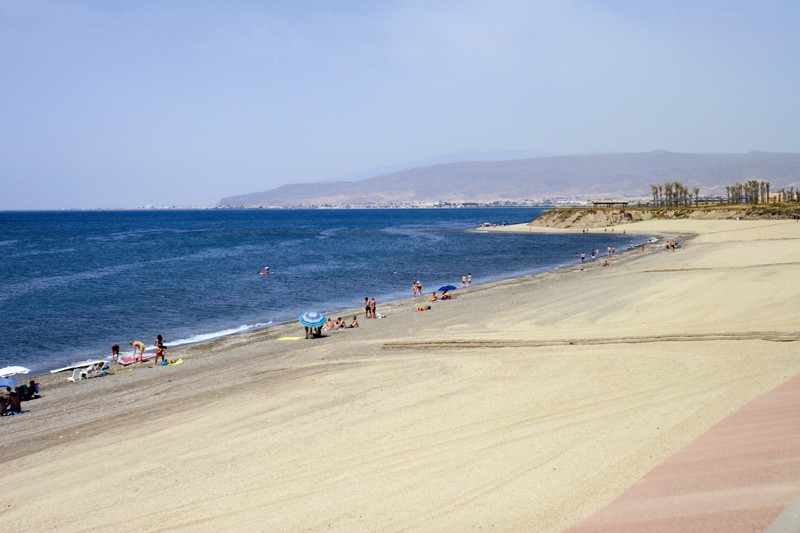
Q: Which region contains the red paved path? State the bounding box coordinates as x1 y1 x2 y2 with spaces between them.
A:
567 375 800 533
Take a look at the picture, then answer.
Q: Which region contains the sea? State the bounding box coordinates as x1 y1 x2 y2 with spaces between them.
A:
0 208 640 374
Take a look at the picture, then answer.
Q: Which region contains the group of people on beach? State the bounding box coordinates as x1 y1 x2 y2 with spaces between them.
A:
364 297 379 318
577 245 619 264
324 316 360 331
109 334 168 367
1 380 39 416
411 281 424 296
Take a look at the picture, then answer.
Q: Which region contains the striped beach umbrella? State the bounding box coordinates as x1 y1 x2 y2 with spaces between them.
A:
298 311 327 328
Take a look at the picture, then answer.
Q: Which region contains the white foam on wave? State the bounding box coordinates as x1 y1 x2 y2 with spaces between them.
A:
167 321 274 347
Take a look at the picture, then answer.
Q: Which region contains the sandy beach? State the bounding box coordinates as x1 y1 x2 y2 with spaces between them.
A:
2 218 799 531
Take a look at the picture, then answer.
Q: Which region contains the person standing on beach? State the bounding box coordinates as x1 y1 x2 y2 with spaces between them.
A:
153 334 166 366
467 273 472 286
365 296 372 318
130 340 146 362
370 297 377 318
462 274 467 288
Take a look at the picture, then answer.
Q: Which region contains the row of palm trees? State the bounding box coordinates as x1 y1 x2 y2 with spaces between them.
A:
770 186 797 203
649 182 701 207
650 180 798 206
724 180 771 204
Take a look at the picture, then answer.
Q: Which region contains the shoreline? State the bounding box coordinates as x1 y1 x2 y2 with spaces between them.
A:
2 218 798 531
27 225 671 392
26 222 656 380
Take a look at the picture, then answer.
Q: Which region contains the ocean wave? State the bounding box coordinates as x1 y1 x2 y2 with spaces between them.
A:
167 322 274 347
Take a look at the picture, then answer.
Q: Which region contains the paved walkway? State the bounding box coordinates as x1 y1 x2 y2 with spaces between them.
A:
567 375 800 533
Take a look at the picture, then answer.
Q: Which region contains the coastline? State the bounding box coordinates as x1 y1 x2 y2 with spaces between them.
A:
2 218 799 531
26 224 665 391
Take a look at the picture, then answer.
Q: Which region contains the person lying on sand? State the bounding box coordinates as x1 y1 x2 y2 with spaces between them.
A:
416 305 431 312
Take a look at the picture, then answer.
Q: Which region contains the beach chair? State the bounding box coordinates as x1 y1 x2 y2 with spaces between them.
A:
67 368 83 382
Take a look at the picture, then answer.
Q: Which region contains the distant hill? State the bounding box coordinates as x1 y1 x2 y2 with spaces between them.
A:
219 150 800 207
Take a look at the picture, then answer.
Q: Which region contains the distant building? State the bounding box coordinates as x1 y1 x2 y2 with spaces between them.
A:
592 201 629 209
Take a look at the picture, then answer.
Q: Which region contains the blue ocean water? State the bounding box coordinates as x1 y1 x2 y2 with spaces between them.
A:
0 208 637 373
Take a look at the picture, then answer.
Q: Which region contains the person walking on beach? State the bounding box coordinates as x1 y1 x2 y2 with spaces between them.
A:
130 340 146 362
370 297 377 318
365 296 372 318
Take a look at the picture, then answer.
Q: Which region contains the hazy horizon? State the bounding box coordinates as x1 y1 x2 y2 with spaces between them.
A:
2 1 799 209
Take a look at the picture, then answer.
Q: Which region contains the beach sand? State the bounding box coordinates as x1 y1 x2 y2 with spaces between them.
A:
2 219 799 531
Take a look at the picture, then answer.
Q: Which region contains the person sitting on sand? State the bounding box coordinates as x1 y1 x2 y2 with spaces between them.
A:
416 305 432 312
441 290 452 300
335 317 347 329
323 317 337 331
603 260 610 267
427 292 438 302
23 380 38 400
348 316 359 328
2 391 22 416
130 340 146 362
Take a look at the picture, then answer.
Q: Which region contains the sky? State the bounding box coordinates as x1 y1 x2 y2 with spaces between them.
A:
1 0 799 209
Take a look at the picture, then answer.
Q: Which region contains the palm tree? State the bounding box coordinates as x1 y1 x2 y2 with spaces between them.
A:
693 187 700 206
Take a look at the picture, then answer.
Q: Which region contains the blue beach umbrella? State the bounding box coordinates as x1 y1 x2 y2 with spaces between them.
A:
298 311 327 328
0 376 18 388
438 285 458 292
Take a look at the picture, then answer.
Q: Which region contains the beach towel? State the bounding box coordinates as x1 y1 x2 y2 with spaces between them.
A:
277 337 304 341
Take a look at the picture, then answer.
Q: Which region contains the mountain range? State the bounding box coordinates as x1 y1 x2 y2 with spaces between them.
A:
219 150 800 207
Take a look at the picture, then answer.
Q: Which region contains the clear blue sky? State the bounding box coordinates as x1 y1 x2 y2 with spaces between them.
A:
2 0 799 209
